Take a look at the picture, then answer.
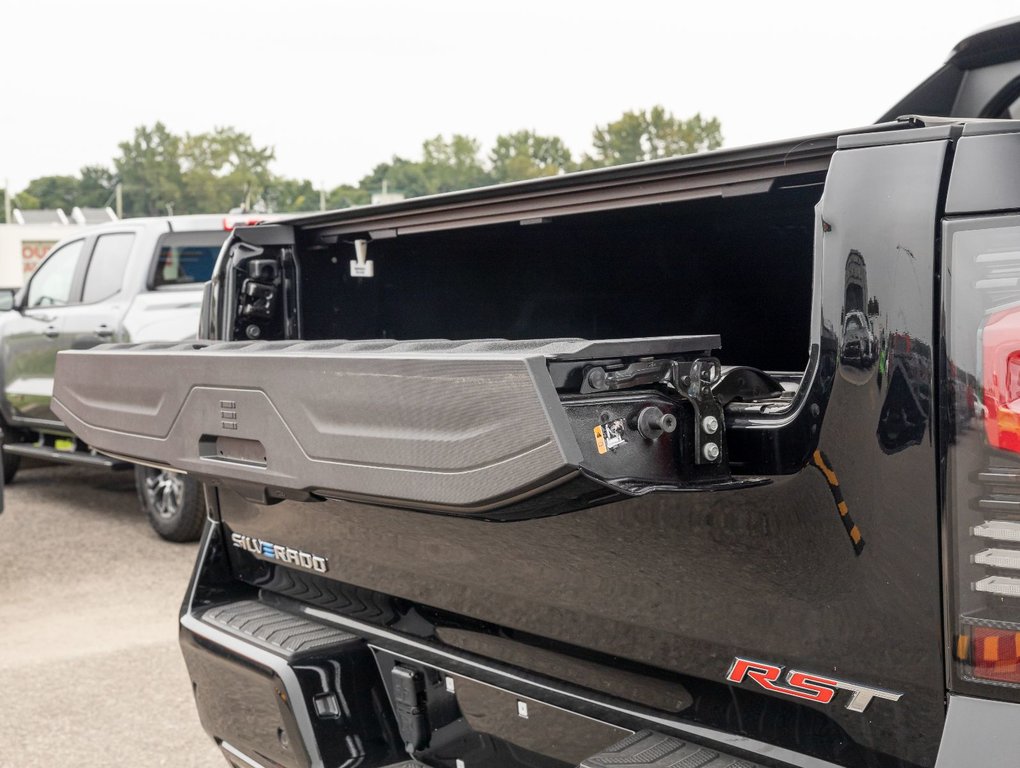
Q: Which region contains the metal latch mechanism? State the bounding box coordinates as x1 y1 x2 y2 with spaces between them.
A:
672 357 724 464
237 259 279 339
581 356 725 464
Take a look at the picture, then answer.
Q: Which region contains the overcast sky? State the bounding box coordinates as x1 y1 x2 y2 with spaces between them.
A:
2 2 1018 193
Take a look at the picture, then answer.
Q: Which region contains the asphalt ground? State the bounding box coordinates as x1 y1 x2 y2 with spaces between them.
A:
0 462 223 768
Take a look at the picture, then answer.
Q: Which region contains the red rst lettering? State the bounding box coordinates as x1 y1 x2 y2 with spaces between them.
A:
727 658 783 688
728 658 838 704
784 670 838 704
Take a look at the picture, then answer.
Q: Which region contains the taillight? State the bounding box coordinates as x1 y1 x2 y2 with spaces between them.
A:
962 625 1020 684
945 216 1020 698
982 310 1020 453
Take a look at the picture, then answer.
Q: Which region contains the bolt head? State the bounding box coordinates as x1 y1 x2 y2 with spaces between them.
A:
703 442 720 461
702 415 719 434
587 368 607 390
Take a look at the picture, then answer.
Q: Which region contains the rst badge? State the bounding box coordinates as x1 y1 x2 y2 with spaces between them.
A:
230 532 328 574
726 657 903 713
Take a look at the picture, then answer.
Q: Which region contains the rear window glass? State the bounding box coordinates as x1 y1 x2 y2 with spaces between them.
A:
152 230 228 288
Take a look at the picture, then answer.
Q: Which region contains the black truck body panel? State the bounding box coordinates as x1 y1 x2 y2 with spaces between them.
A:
53 111 1020 768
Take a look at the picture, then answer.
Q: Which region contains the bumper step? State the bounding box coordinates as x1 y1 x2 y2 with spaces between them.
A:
580 730 763 768
202 599 356 658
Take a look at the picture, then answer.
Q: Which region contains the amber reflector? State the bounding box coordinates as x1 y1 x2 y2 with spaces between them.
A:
971 627 1020 684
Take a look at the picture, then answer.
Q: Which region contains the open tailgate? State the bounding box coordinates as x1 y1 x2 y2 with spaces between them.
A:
52 335 759 517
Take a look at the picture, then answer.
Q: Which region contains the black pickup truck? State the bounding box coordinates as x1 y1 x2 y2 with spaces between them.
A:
48 18 1020 768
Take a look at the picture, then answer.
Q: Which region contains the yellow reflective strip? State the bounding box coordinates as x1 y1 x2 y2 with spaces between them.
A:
813 450 839 487
957 634 970 661
837 501 849 517
849 525 862 544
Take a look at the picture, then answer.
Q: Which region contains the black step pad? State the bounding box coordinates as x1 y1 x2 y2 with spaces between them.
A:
202 599 356 657
580 730 762 768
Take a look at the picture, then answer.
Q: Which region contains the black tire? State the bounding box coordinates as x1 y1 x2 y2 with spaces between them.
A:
134 465 205 542
3 451 19 484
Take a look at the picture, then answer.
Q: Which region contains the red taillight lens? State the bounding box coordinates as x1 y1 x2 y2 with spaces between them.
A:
982 309 1020 453
958 624 1020 685
973 627 1020 682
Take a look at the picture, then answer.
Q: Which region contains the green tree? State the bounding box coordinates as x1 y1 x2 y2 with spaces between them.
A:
14 166 116 215
359 136 489 199
420 134 489 193
584 107 722 168
266 178 322 213
9 191 41 211
181 127 275 213
21 175 80 211
327 184 371 209
114 122 184 216
359 157 432 199
78 165 116 208
490 130 574 183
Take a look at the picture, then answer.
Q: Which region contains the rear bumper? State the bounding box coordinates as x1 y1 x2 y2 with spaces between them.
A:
179 582 830 768
180 598 786 768
180 604 399 768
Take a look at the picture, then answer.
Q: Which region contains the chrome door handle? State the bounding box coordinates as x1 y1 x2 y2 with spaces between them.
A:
95 325 114 339
43 325 59 339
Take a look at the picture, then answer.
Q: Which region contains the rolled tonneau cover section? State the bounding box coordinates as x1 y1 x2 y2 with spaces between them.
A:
51 335 758 517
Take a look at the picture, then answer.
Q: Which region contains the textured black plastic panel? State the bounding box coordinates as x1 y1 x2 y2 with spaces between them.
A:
53 340 579 510
202 599 356 657
580 730 762 768
946 132 1020 214
52 336 713 512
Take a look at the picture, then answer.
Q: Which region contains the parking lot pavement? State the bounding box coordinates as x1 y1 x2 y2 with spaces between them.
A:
0 462 223 768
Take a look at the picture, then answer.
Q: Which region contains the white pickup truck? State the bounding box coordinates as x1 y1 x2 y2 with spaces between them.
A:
0 214 250 540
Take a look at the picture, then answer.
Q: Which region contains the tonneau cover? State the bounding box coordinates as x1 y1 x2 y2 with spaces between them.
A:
52 335 717 512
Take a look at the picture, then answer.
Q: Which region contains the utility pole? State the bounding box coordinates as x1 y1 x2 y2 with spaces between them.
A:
319 181 326 212
115 183 123 219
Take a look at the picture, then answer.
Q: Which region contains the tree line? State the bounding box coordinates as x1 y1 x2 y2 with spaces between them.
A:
3 106 722 221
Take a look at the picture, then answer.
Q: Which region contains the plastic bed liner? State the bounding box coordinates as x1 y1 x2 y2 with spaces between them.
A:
51 334 762 518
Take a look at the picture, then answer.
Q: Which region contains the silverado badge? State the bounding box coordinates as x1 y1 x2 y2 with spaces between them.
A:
230 532 328 574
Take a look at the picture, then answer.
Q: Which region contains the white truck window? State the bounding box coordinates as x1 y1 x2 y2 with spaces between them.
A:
26 239 84 307
83 233 135 303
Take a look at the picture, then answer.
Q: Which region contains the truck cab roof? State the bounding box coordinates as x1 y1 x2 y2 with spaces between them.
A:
880 16 1020 121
